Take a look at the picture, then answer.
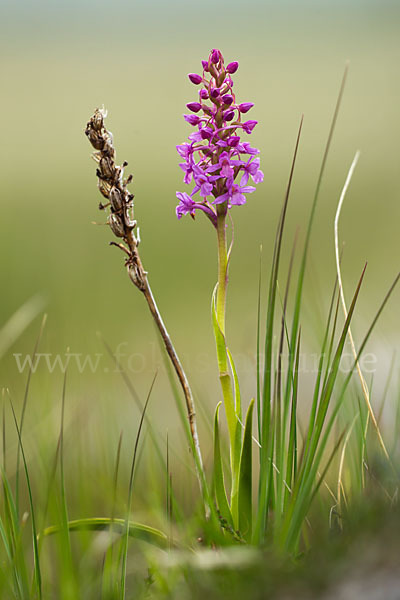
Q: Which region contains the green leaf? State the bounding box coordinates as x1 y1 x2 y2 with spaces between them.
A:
226 348 241 421
10 402 42 599
41 518 168 549
211 286 236 448
279 265 367 551
283 330 301 511
238 398 255 542
121 375 156 597
226 348 243 478
213 403 234 528
1 468 30 598
255 117 304 545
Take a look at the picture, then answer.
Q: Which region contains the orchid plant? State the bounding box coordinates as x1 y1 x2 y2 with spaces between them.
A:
176 48 263 538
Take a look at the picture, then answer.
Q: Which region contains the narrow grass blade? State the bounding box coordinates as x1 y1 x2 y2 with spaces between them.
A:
279 265 366 547
42 518 168 549
281 65 349 485
157 333 219 538
285 430 345 553
58 368 79 599
284 270 400 550
302 275 339 466
120 373 157 599
10 402 42 599
337 415 359 515
1 467 30 599
301 265 367 485
99 333 186 516
377 351 396 425
283 330 301 511
275 231 299 520
255 116 303 544
102 431 123 599
334 151 390 462
325 271 400 465
238 399 255 542
256 246 263 443
16 314 47 517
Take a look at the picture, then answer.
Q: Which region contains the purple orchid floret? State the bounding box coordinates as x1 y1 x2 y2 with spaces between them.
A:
176 48 263 226
215 181 256 206
184 114 201 126
242 120 258 134
241 157 264 185
176 192 217 226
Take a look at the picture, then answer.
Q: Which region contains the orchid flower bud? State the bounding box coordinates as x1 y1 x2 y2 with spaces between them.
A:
239 102 254 114
186 102 202 113
188 73 202 84
226 61 238 74
210 49 220 64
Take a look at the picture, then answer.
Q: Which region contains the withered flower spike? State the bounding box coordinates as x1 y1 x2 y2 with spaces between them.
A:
85 108 205 497
85 108 139 245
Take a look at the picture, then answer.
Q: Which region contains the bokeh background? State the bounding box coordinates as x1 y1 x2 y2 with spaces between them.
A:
1 0 399 478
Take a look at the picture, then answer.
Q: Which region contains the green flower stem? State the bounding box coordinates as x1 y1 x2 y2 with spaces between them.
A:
216 213 228 338
215 210 240 523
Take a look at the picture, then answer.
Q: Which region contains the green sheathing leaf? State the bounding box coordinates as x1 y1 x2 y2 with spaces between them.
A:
212 287 236 450
213 403 234 528
238 399 255 542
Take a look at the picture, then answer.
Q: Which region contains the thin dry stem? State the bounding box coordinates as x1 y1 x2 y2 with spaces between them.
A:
334 151 390 462
337 414 358 519
84 108 204 490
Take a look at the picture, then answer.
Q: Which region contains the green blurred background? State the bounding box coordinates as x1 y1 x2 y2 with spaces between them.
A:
1 0 399 453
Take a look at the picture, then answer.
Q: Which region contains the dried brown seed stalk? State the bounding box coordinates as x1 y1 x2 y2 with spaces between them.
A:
85 108 205 490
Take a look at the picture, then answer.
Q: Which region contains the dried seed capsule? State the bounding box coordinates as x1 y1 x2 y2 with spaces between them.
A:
92 151 102 164
99 156 114 179
123 205 136 229
102 131 115 156
92 110 103 131
109 186 124 212
112 165 123 184
86 128 104 150
98 178 111 199
108 213 125 237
